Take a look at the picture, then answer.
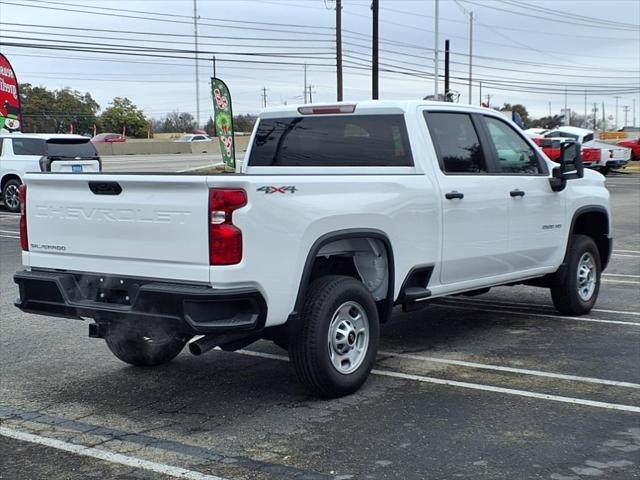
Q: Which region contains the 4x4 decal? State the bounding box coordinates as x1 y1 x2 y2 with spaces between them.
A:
257 186 297 194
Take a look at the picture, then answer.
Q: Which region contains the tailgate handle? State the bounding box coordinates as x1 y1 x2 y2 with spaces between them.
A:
89 181 122 195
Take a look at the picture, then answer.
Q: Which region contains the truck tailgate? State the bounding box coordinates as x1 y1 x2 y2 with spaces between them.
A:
24 174 211 282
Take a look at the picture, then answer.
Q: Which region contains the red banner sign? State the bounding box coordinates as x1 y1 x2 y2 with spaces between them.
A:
0 54 21 133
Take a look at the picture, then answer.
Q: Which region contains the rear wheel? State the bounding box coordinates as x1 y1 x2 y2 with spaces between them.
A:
550 234 601 316
289 275 379 398
105 321 187 366
2 179 21 213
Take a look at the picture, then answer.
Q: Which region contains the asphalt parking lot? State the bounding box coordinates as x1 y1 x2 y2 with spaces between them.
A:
0 172 638 480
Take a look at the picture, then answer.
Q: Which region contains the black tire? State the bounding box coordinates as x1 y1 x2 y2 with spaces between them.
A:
2 179 21 213
598 166 610 176
105 321 187 367
289 275 380 398
550 234 601 316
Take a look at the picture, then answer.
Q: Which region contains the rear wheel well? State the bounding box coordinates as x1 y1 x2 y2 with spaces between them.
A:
296 234 394 324
1 174 21 192
571 210 610 270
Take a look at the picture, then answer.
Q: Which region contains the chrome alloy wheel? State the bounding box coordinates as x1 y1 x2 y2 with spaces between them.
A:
4 184 19 211
577 252 597 301
327 301 370 375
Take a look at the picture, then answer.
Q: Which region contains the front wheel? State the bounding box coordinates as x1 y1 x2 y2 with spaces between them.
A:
105 321 188 366
2 179 21 213
550 234 601 316
289 275 380 398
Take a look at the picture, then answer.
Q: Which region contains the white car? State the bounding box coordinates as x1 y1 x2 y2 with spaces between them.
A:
545 126 631 174
0 133 101 213
174 134 212 143
523 128 550 138
14 101 611 397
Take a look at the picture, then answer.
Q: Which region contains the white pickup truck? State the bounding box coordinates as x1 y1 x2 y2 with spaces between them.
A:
544 126 631 175
14 101 612 397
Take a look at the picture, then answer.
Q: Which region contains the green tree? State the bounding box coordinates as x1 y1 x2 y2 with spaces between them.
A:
529 115 564 130
233 114 257 133
100 97 148 138
204 116 215 136
20 84 99 134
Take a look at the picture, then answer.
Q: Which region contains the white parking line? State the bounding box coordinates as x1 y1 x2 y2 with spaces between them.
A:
614 250 640 254
604 273 640 278
0 229 19 234
0 234 19 239
439 297 640 317
612 254 640 258
603 278 640 285
0 427 229 480
433 302 640 326
235 350 640 413
377 351 640 389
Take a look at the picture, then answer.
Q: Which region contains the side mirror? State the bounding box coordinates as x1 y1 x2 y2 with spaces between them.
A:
549 141 584 192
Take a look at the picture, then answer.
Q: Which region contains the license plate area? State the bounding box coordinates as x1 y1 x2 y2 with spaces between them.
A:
73 274 140 306
72 165 83 173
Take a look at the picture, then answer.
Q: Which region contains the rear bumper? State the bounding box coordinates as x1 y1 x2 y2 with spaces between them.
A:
606 160 628 169
14 270 267 334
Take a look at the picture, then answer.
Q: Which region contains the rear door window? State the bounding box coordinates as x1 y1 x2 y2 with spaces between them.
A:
249 114 413 167
424 112 488 174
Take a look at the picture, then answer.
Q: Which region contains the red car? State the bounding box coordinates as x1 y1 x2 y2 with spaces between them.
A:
617 138 640 160
91 133 126 143
531 137 561 161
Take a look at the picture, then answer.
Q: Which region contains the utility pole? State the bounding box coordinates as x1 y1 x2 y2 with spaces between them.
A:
336 0 343 101
308 85 314 103
261 88 267 109
486 94 491 108
548 101 551 117
303 63 308 104
434 0 439 98
633 98 636 127
372 0 379 100
479 81 482 106
592 102 598 130
468 11 473 105
622 105 630 127
602 101 606 131
584 90 587 121
444 39 450 98
193 0 200 128
614 96 620 129
564 88 568 126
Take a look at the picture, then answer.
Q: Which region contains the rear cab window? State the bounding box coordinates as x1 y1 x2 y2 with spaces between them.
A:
248 114 414 167
423 112 488 174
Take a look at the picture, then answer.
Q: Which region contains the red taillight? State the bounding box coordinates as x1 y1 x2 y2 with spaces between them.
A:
19 184 28 251
209 188 247 265
581 148 600 163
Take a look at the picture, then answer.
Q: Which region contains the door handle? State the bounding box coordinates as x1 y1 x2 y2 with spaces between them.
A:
445 191 464 200
510 189 525 198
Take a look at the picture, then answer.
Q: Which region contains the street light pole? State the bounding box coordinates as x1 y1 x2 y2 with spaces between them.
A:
434 0 439 98
193 0 200 128
468 11 473 105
